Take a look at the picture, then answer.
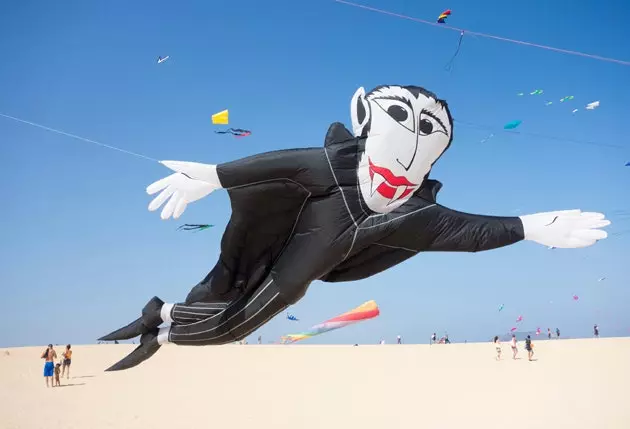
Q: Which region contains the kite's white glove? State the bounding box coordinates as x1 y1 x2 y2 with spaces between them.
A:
519 209 610 248
146 161 223 220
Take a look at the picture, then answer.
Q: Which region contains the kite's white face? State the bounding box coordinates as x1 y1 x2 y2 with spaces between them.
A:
351 85 453 214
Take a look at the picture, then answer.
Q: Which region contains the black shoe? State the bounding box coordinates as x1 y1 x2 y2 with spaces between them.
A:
104 330 161 371
98 296 164 342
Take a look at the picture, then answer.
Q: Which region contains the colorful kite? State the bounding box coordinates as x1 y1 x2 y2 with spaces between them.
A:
586 101 600 110
215 128 252 138
516 315 523 323
560 96 574 102
157 56 169 64
211 109 229 125
517 92 525 96
504 120 522 130
572 109 579 114
530 89 544 95
573 295 579 301
437 9 451 23
498 304 505 312
280 300 380 344
287 313 299 321
177 224 214 232
545 101 553 106
99 84 610 372
510 327 517 332
625 162 630 167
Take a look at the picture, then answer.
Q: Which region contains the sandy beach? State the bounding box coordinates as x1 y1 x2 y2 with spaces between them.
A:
1 338 629 429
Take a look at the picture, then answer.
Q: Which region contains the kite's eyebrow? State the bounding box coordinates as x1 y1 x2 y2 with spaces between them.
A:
372 95 413 109
421 109 448 135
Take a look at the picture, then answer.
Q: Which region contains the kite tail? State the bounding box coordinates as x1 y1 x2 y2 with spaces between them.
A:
444 31 465 72
177 224 215 232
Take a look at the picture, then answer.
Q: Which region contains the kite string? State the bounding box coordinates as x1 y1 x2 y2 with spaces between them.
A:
454 119 627 150
333 0 630 67
0 113 158 162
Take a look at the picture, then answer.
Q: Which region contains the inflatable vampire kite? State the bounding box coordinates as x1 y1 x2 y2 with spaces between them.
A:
100 85 610 370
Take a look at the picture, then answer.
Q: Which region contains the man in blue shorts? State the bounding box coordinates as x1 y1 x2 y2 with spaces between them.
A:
41 344 57 387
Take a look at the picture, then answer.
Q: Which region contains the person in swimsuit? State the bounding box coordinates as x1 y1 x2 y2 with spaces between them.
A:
41 344 57 387
61 344 72 379
493 336 502 360
510 334 518 359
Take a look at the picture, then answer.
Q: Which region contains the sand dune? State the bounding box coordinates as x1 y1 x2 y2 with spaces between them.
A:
1 338 629 429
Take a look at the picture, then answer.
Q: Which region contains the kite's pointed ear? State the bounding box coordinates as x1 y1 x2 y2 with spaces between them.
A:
351 87 370 137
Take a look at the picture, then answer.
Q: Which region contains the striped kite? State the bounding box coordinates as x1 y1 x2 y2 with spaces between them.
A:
281 300 380 343
437 9 451 23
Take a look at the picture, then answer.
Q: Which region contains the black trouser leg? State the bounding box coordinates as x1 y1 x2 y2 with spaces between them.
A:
169 302 228 324
168 276 288 345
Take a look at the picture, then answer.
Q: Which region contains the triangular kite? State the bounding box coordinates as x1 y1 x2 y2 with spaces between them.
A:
212 109 229 125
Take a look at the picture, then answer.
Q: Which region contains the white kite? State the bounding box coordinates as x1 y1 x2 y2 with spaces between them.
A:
157 56 170 64
586 101 600 110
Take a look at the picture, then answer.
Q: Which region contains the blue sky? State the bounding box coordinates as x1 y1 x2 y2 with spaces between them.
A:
1 0 629 347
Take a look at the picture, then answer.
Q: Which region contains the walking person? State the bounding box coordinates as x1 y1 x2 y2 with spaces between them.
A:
594 324 599 338
510 334 518 359
61 345 72 379
41 344 57 387
525 335 533 361
493 336 502 360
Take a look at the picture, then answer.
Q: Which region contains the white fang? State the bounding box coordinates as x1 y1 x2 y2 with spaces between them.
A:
371 173 387 196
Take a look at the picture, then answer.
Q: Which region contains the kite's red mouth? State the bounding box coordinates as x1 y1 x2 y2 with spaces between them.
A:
368 158 418 204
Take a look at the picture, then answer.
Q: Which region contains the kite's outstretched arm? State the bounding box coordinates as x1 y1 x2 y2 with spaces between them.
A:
381 205 610 252
147 148 326 220
380 204 525 253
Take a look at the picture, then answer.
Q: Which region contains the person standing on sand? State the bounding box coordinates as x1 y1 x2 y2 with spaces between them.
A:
556 328 560 339
594 324 599 338
493 336 502 360
547 328 551 340
524 335 533 361
41 344 57 387
54 363 62 387
397 335 402 344
510 334 518 359
61 345 72 379
431 332 437 344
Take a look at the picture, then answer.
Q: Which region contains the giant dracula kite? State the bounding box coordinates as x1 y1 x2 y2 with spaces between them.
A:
100 85 611 370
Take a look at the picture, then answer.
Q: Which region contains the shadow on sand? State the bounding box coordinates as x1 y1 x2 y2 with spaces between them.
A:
56 383 86 388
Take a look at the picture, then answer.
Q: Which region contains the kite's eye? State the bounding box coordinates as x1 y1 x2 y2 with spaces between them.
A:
373 98 415 133
419 118 433 135
418 112 448 137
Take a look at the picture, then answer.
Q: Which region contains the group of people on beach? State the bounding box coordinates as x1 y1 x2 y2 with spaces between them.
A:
41 344 72 387
493 335 535 361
